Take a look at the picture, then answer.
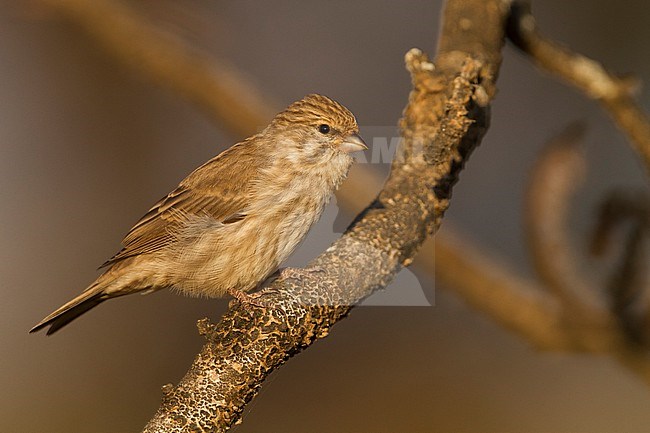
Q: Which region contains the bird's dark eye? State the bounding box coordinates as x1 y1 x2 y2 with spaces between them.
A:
318 124 331 134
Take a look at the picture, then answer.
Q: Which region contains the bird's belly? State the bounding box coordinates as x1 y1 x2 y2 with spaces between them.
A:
165 182 329 298
166 223 270 297
273 205 320 264
168 208 319 298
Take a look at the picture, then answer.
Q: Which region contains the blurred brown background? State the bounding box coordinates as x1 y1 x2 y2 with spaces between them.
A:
3 1 650 432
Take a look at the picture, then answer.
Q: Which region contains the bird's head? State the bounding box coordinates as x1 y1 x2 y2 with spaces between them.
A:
267 94 367 165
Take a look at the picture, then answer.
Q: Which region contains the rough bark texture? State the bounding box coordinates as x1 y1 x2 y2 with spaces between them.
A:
142 0 510 431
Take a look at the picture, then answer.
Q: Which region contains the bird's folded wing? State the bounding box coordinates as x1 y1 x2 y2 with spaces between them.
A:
100 139 261 268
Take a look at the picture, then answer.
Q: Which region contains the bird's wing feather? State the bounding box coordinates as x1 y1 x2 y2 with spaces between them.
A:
101 139 262 267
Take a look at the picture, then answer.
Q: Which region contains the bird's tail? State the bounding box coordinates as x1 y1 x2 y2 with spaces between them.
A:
30 282 109 335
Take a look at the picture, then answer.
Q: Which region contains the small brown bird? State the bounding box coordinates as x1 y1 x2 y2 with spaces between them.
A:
30 94 366 335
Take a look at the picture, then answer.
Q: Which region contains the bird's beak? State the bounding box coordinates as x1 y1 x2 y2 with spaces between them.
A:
339 133 368 153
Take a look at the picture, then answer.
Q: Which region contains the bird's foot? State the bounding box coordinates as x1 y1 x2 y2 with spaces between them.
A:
279 266 326 281
228 268 326 311
227 287 275 309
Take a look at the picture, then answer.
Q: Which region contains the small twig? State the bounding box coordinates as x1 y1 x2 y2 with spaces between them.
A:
507 0 650 174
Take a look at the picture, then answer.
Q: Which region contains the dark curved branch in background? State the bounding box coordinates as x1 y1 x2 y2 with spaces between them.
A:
522 125 623 351
523 123 610 321
591 191 650 346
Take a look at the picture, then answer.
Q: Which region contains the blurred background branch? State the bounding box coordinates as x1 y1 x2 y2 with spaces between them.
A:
35 0 277 138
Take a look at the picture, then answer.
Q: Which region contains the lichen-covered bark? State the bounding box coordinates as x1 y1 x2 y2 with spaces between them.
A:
143 1 510 431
